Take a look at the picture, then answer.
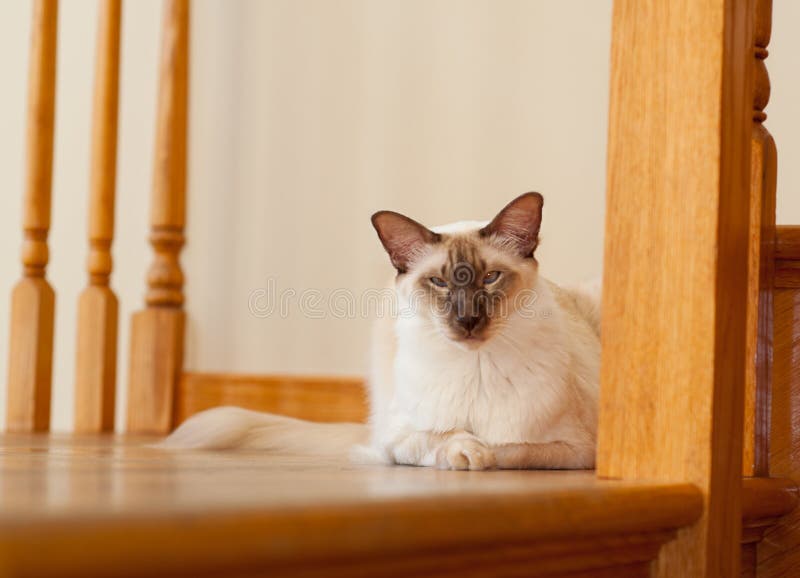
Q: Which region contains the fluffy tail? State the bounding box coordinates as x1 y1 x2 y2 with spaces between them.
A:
156 406 370 457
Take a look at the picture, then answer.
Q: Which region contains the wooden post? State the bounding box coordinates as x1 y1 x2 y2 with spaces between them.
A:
74 0 122 433
6 0 58 433
126 0 189 434
597 1 754 577
742 0 776 477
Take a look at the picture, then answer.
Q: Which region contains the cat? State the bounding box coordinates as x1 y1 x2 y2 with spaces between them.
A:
161 192 601 470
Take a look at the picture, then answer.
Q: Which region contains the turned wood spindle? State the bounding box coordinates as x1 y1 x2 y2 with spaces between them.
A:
742 0 776 477
127 0 189 434
6 0 59 433
74 0 122 433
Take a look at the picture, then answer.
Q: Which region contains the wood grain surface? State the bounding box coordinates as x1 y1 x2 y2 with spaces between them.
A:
175 372 368 425
75 0 122 433
6 0 59 433
598 0 754 576
0 434 702 578
743 0 776 477
758 287 800 576
126 0 189 434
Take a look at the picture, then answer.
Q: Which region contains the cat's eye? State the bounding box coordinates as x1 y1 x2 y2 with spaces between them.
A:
483 271 501 285
429 276 448 287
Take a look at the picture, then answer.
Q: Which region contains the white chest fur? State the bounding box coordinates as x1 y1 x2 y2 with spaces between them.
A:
390 293 582 446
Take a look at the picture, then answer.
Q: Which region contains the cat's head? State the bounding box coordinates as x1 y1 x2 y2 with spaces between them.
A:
371 192 543 348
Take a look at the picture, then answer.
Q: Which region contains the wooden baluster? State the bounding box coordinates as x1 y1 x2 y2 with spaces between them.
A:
74 0 122 433
6 0 59 433
742 0 776 477
127 0 189 434
597 0 754 576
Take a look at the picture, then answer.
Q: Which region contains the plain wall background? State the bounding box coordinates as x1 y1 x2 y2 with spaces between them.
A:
0 0 798 431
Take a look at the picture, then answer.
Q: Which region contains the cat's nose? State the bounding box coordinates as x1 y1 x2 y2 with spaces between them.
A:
456 315 481 333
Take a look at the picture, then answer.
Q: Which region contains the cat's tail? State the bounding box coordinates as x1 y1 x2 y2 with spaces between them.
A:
155 406 371 458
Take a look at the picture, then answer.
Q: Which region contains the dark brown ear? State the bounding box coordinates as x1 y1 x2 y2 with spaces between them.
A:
371 211 441 273
480 192 544 258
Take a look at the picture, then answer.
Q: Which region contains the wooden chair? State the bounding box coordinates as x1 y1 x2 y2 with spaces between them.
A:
2 0 799 576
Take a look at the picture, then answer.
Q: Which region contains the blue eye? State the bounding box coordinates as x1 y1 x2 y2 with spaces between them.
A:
483 271 501 285
430 276 448 287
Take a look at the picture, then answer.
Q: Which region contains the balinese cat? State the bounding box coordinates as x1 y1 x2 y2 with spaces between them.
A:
161 193 601 469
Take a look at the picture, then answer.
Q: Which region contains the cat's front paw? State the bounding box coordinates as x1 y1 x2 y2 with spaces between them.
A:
436 434 496 471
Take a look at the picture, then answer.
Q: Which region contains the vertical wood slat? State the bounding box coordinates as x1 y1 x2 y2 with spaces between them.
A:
6 0 59 433
597 1 754 577
127 0 189 434
74 0 122 433
742 0 776 477
759 287 800 574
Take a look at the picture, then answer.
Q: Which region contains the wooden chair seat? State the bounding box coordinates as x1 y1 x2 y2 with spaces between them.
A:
1 434 796 578
0 434 703 578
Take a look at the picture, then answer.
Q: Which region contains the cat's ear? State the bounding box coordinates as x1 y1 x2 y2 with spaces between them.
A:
371 211 441 273
480 192 543 258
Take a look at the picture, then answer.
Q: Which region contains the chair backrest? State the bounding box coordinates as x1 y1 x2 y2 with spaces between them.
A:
2 0 779 460
7 0 800 575
5 0 189 435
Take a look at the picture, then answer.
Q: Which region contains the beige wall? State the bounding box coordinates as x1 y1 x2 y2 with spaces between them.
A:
0 0 798 431
184 0 613 379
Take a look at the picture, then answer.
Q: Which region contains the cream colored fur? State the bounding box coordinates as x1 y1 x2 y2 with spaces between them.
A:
161 214 601 470
158 406 368 453
369 229 600 469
